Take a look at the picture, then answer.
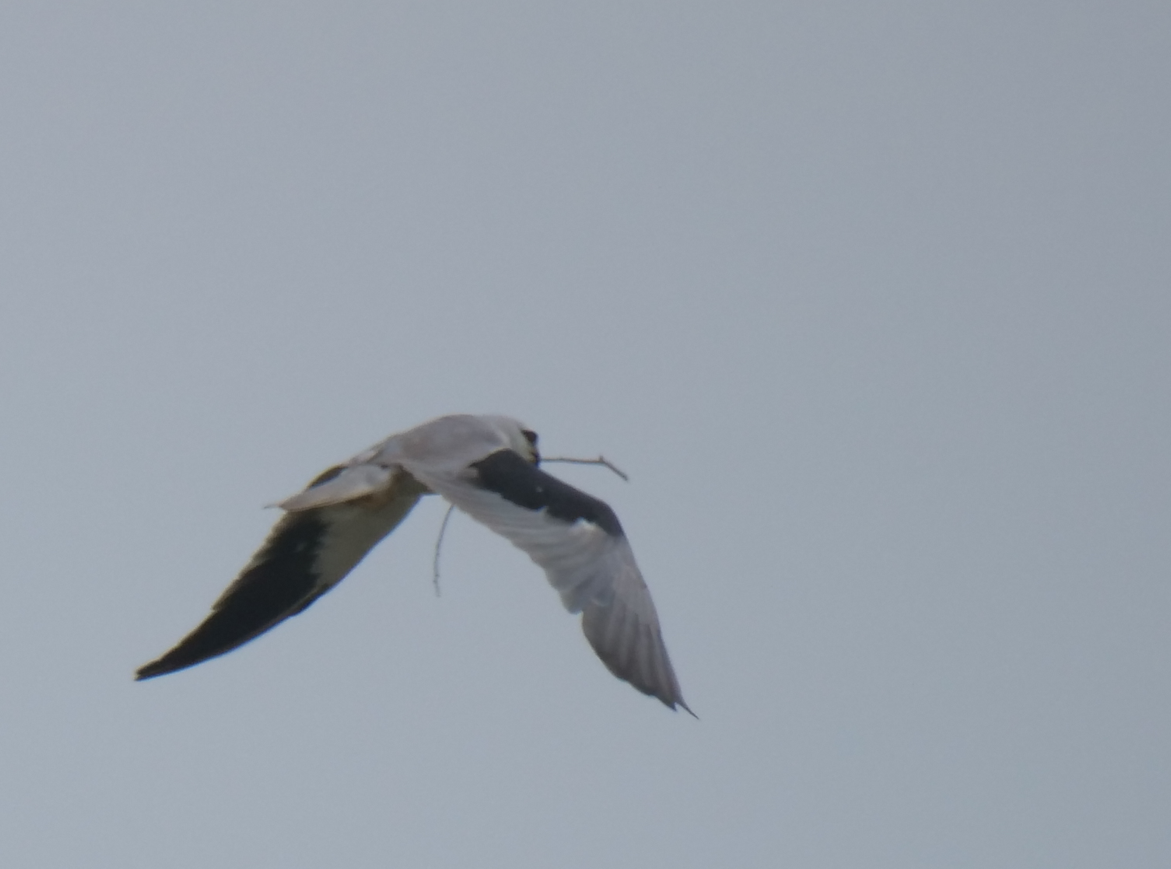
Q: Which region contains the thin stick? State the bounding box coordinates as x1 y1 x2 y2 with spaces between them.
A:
541 455 630 482
432 503 456 597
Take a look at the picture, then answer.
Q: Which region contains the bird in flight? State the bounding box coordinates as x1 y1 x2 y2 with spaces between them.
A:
136 414 691 713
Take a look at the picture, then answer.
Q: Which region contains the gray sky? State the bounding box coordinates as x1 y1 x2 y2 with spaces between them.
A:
2 3 1168 867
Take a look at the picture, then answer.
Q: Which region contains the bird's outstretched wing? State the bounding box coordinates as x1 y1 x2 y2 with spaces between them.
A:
403 448 692 713
135 466 427 680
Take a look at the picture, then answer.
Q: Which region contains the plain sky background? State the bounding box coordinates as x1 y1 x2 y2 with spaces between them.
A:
1 3 1168 867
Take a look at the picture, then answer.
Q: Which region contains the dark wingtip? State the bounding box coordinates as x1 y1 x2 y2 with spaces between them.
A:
131 618 247 682
133 512 331 684
134 651 198 681
674 698 699 719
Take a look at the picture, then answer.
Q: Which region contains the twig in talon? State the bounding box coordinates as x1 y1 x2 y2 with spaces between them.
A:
541 455 630 482
432 504 456 596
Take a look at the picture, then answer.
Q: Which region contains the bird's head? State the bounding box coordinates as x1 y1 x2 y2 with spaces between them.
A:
482 415 540 465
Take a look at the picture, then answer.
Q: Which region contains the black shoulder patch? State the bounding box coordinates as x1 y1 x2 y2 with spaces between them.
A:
135 512 328 680
470 449 624 537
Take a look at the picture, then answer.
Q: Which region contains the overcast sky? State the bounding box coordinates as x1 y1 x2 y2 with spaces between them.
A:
1 3 1168 867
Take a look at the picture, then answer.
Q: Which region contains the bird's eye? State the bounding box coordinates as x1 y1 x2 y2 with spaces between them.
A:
521 429 538 445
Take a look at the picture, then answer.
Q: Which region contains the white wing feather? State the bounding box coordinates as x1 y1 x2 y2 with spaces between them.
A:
405 463 690 712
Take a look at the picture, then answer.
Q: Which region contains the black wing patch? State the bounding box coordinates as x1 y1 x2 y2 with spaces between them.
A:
470 449 624 537
135 512 329 680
